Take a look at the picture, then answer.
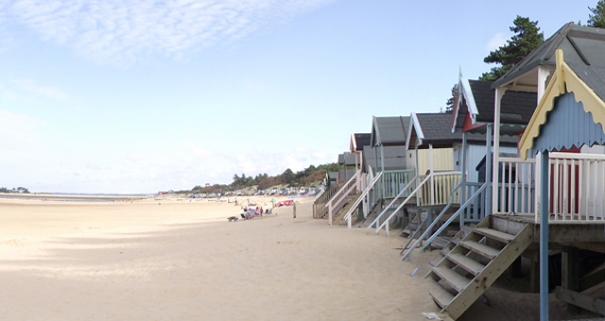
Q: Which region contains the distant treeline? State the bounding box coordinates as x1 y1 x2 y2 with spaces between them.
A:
191 163 342 194
0 187 30 193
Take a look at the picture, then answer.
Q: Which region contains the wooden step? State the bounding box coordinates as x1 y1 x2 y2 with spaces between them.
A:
473 227 515 243
431 266 471 293
459 240 499 260
429 283 455 309
447 253 485 276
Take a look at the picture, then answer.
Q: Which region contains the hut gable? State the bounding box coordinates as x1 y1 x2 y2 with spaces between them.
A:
520 49 605 158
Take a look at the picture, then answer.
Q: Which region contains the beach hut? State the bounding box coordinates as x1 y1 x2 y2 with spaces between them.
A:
407 77 539 247
426 24 605 321
336 152 357 184
325 116 415 227
350 132 370 171
365 112 463 235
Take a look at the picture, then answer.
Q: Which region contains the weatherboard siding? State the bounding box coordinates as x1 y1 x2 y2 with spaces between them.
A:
531 93 605 155
453 143 517 183
411 148 454 175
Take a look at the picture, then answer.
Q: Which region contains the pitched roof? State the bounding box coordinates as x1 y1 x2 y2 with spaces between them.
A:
362 145 407 171
493 22 605 101
371 116 409 146
411 113 461 148
467 80 537 124
351 133 371 151
519 49 605 158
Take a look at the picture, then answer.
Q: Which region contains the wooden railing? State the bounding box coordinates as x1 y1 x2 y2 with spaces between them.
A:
381 169 417 199
417 171 462 207
539 152 605 223
460 182 488 223
412 182 489 258
342 172 383 228
368 171 461 235
367 175 425 235
325 170 361 225
312 185 339 219
495 157 536 215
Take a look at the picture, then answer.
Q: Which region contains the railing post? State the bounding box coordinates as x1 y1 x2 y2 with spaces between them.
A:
328 204 333 226
492 87 506 214
486 124 493 215
461 133 467 226
539 150 550 321
385 219 389 237
429 144 435 205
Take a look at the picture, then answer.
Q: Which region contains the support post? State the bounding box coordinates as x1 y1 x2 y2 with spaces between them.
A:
539 150 550 321
492 87 506 214
429 144 435 205
460 132 467 227
415 145 420 206
486 124 493 216
380 144 385 200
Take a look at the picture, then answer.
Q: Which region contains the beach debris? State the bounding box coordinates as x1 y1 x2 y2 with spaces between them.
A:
421 312 442 320
409 267 419 277
227 216 239 222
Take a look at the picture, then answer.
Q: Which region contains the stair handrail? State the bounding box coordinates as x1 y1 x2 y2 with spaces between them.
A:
399 180 464 260
342 171 384 228
368 173 419 229
325 170 359 209
404 181 488 259
370 171 462 235
313 186 327 203
366 174 427 233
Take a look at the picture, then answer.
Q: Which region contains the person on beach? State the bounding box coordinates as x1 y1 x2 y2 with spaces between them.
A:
292 201 296 219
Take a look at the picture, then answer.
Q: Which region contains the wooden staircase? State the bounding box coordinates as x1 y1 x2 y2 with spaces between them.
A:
427 215 532 320
332 193 361 225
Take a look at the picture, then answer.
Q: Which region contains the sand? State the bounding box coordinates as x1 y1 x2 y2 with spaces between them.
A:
0 196 443 321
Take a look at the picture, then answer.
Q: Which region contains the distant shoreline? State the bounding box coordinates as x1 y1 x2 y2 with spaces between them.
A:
0 192 150 202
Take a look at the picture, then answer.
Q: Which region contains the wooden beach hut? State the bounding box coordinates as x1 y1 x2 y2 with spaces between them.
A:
365 112 464 236
404 77 539 252
426 24 605 320
325 116 415 227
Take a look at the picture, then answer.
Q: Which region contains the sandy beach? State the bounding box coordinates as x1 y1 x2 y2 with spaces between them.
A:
0 196 442 321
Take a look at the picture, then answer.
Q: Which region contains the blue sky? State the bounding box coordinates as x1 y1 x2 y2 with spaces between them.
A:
0 0 595 193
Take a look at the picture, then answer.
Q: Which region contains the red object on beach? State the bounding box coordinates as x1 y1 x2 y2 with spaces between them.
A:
277 200 294 207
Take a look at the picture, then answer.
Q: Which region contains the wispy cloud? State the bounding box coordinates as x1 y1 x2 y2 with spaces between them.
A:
0 78 70 103
486 32 507 52
1 0 334 63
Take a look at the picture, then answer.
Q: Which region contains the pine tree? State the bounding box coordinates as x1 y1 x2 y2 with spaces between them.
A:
588 1 605 28
480 16 544 81
444 84 459 113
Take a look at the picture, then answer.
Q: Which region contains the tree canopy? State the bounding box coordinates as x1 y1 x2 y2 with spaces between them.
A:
480 16 544 81
588 0 605 28
193 163 341 194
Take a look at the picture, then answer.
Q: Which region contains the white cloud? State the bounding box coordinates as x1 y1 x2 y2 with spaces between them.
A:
486 32 508 52
13 79 69 101
0 79 70 104
1 0 334 63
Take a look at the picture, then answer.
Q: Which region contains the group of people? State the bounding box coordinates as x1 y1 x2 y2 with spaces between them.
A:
240 205 272 220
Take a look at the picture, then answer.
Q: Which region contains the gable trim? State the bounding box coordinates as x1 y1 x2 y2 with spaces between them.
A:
519 49 605 159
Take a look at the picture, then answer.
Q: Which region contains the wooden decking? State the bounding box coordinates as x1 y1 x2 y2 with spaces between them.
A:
492 214 605 255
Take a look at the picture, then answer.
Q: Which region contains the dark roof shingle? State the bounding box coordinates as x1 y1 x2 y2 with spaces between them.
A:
467 80 537 125
352 133 371 151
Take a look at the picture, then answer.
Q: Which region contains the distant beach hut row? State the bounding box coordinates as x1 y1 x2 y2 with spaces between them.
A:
313 23 605 321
